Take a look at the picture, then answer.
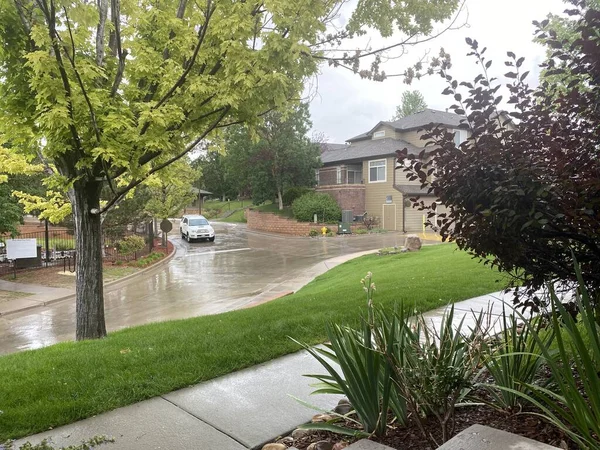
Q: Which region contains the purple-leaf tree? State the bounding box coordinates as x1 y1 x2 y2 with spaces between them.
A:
398 2 600 313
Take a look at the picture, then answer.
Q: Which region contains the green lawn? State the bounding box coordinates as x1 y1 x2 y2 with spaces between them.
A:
219 208 247 223
253 202 295 218
0 244 507 441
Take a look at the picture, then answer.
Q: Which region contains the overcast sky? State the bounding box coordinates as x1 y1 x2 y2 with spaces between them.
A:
308 0 568 143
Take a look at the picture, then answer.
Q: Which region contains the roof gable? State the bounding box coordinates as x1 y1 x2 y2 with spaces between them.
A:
347 109 466 142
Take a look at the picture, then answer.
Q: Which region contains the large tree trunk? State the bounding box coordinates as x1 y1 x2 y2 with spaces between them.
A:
72 180 106 340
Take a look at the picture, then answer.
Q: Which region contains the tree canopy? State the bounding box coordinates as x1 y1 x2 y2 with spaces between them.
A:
0 0 462 339
393 90 427 119
223 103 320 209
399 2 600 310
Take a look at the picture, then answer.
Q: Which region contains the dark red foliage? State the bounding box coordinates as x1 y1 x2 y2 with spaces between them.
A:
397 2 600 309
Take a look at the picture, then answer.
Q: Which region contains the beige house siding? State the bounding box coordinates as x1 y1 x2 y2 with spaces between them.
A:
371 124 400 140
363 157 403 231
399 129 426 147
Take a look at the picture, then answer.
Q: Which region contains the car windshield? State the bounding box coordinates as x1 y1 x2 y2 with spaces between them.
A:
189 218 209 226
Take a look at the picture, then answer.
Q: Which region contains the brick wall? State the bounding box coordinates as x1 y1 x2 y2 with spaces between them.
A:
246 209 363 237
316 185 366 216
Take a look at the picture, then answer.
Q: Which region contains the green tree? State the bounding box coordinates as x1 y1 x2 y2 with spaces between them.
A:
0 0 460 340
535 0 600 95
0 183 23 237
393 90 427 119
145 161 197 219
225 103 320 209
193 151 235 201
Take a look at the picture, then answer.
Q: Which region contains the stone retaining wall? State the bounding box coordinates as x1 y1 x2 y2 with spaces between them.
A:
316 185 366 216
246 209 363 237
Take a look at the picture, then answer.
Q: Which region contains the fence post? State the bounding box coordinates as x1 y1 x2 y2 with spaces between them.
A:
44 219 50 264
148 221 154 253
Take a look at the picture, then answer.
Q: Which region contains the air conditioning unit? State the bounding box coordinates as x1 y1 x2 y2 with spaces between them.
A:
342 210 353 223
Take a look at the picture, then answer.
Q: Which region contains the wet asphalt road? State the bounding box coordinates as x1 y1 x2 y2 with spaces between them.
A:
0 223 411 355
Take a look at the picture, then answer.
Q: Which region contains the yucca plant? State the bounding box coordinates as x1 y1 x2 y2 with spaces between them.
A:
503 262 600 449
375 305 487 446
477 304 555 411
295 273 407 437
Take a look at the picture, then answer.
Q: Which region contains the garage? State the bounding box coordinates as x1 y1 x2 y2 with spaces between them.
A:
403 196 444 233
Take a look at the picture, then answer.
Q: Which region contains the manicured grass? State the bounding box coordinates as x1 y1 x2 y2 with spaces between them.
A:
0 244 507 441
103 266 140 280
253 202 295 218
219 208 247 223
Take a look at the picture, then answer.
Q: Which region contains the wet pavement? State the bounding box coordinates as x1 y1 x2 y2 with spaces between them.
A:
0 223 417 355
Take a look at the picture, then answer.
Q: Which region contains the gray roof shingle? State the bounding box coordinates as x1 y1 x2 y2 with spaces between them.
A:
348 109 465 142
320 138 421 165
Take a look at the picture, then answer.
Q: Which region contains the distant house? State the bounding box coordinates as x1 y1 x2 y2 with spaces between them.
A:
317 109 468 232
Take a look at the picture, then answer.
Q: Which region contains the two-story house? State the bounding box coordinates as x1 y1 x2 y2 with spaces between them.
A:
317 109 467 232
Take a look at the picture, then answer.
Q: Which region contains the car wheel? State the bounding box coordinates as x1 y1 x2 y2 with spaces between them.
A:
209 237 215 242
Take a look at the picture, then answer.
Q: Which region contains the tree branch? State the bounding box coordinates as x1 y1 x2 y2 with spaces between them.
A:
110 0 126 97
35 0 84 163
98 106 230 214
154 0 215 110
95 0 108 66
60 8 102 146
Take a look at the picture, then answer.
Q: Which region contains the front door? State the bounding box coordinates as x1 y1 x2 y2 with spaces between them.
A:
382 204 397 231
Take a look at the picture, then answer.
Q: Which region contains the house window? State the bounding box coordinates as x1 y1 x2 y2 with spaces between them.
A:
373 130 386 138
336 167 342 184
453 129 467 147
368 159 386 183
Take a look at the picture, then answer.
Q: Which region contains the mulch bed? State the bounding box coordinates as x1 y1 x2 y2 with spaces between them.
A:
287 401 572 450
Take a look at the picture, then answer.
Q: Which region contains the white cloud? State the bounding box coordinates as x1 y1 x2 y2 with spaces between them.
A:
309 0 568 142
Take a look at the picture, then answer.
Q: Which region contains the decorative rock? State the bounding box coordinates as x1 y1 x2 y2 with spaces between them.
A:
291 428 311 439
400 247 408 253
338 398 351 405
333 402 353 415
333 442 350 450
262 444 286 450
404 234 422 251
312 413 334 423
308 442 334 450
276 436 294 446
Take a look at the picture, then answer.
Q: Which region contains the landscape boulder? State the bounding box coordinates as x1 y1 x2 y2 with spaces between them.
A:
404 234 422 251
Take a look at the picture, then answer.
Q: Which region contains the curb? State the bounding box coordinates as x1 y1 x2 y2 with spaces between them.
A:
1 245 177 317
237 249 381 310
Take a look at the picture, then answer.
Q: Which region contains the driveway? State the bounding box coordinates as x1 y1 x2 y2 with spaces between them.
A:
0 223 417 355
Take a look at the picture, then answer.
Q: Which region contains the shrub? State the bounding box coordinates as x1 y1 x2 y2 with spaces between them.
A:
283 187 312 206
354 228 368 235
362 215 379 230
116 235 146 256
292 193 341 223
298 273 487 444
476 305 554 411
308 229 319 237
201 208 218 219
509 262 600 449
375 304 486 445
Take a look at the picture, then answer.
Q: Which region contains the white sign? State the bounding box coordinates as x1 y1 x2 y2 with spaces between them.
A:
7 239 37 259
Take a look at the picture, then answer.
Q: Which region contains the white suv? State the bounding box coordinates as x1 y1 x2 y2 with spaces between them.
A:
180 215 215 242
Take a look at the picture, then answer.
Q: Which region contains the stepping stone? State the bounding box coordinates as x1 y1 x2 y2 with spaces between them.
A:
437 424 560 449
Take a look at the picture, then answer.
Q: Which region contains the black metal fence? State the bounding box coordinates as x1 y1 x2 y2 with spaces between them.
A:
0 224 156 277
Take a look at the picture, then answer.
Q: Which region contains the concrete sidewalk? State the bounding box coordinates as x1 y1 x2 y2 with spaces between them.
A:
14 290 515 450
0 279 74 316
